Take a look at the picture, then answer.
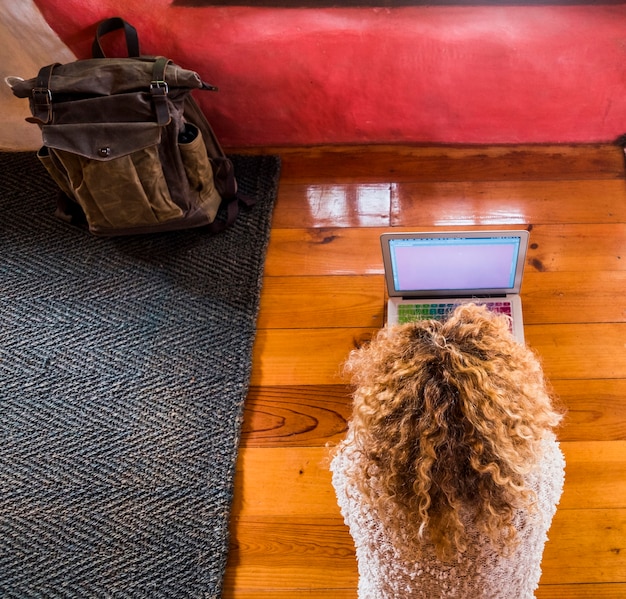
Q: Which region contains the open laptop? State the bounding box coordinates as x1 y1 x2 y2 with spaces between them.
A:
380 230 529 343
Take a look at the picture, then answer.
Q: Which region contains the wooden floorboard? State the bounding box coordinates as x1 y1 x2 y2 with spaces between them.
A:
234 143 626 182
222 144 626 598
241 385 351 448
391 179 626 226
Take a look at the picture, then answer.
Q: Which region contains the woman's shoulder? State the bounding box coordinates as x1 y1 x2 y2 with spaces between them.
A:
536 433 566 473
526 433 566 511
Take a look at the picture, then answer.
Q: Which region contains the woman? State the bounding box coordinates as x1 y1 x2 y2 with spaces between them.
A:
331 303 565 598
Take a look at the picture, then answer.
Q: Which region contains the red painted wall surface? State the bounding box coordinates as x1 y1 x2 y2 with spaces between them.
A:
33 0 626 147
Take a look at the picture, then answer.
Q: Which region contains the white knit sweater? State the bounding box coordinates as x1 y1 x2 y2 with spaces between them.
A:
331 434 565 599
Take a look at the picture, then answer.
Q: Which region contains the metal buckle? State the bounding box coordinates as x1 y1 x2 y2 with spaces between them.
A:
150 80 169 95
32 87 52 102
31 87 53 123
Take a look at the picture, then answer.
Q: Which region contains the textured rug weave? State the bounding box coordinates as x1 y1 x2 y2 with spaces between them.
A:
0 151 280 598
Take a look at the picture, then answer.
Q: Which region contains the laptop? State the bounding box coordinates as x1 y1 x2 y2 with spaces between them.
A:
380 230 529 343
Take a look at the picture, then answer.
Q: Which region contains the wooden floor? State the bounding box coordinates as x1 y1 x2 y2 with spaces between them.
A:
221 144 626 598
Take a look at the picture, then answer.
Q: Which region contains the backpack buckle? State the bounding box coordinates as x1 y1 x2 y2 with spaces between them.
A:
31 87 53 123
150 80 169 95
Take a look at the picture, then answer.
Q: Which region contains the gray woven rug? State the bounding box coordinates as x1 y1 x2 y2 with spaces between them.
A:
0 151 280 598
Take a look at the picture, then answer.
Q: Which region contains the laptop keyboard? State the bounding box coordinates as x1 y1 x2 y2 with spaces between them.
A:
397 301 512 324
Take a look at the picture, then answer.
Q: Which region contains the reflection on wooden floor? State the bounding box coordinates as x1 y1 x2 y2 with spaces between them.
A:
222 144 626 599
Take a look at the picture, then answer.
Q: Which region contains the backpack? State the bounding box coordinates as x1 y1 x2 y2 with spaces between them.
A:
8 17 250 236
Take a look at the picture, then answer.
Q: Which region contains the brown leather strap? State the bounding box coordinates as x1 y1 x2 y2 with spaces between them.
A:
150 57 172 126
92 17 140 58
31 63 60 124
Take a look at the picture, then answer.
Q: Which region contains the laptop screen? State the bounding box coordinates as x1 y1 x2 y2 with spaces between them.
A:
381 231 529 297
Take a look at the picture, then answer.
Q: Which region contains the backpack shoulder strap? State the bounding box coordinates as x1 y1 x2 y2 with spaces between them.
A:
183 96 258 233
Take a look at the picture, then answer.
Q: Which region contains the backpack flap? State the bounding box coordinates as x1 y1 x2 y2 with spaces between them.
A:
42 122 162 161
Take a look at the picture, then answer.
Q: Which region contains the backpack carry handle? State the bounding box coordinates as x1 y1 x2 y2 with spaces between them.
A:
92 17 140 58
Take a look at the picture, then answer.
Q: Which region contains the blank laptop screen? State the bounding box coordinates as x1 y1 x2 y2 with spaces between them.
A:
388 235 522 293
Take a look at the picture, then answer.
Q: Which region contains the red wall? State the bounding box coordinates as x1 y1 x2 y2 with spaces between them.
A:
34 0 626 147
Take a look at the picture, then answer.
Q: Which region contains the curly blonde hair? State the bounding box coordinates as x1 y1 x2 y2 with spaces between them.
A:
342 303 563 560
